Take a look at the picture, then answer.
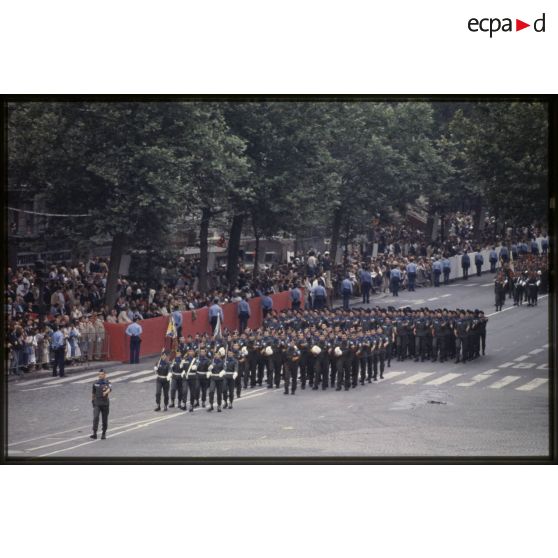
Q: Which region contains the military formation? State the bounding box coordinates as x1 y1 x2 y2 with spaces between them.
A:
151 306 489 413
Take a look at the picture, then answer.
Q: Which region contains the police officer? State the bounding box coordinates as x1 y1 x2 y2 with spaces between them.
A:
195 347 211 408
208 299 224 335
360 268 373 303
375 327 388 380
478 311 488 355
50 324 66 377
262 292 273 318
154 352 171 411
172 305 183 340
474 251 484 276
442 257 451 285
413 312 428 362
432 258 442 287
290 285 302 310
125 317 143 364
526 272 540 306
90 369 112 440
541 235 549 255
182 348 199 412
237 296 251 333
489 247 498 273
341 276 353 310
406 260 417 292
390 266 402 296
454 312 469 364
312 282 327 310
461 251 470 280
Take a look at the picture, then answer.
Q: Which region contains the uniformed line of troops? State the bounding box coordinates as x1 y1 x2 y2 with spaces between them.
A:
495 270 542 312
152 306 489 413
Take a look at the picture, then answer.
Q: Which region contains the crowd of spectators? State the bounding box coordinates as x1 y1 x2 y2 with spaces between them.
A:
5 215 549 375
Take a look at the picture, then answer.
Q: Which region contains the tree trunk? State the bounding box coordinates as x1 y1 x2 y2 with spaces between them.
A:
226 213 244 288
106 232 126 309
330 208 342 265
253 231 261 280
198 207 211 293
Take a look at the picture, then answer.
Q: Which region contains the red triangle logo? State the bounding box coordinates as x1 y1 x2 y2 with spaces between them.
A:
516 19 530 31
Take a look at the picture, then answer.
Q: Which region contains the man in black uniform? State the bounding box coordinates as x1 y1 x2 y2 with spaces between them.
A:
182 348 199 412
494 273 507 311
478 311 488 355
90 369 112 440
195 347 211 408
207 348 225 412
222 348 238 410
413 311 428 362
154 352 171 411
454 312 469 364
284 338 300 394
169 351 185 410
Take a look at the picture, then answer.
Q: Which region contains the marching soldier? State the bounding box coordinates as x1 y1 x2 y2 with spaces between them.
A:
207 347 226 412
237 341 249 395
376 327 389 380
195 346 211 408
284 338 300 394
413 311 428 362
90 369 112 440
182 348 199 412
494 273 507 311
526 272 540 306
169 350 186 410
222 347 238 410
453 312 469 364
154 351 171 412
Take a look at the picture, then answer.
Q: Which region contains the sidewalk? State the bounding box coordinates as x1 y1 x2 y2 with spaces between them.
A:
6 359 123 383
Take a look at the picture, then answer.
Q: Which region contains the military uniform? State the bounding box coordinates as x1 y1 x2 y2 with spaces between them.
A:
91 375 112 439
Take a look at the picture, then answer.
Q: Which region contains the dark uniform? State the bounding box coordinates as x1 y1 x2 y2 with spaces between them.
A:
195 353 211 408
207 355 225 412
91 374 112 439
154 357 170 411
284 342 300 394
222 354 238 409
183 353 199 411
169 354 186 409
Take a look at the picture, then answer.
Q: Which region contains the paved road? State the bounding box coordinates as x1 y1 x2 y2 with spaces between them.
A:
6 275 551 459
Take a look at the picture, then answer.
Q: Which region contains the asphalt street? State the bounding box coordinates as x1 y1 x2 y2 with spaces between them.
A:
6 273 551 459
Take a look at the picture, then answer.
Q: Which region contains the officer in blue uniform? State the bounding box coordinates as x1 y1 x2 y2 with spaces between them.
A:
261 293 273 318
406 260 417 291
90 369 112 439
390 266 401 296
312 282 327 310
208 299 224 335
51 324 66 377
541 236 549 255
442 257 451 285
474 251 484 276
237 296 251 333
125 318 143 364
432 258 442 287
290 285 302 310
499 245 509 263
531 238 539 255
359 268 373 303
341 276 353 310
461 251 470 280
489 247 498 273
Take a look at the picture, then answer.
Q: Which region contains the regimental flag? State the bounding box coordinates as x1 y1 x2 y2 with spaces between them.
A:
166 314 177 338
213 311 222 339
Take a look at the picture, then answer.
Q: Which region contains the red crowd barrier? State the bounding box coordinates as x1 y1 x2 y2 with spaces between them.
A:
104 290 304 362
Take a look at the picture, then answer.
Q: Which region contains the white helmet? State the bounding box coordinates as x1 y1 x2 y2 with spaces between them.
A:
311 345 322 355
334 347 343 357
264 346 274 356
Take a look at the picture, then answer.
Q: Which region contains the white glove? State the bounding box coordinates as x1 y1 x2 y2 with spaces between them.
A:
167 373 172 382
208 364 214 372
206 371 212 379
219 370 225 378
181 371 186 379
153 366 158 372
233 372 238 380
191 365 197 371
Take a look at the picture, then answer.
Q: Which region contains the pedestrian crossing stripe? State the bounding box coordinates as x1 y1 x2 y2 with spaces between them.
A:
382 371 406 380
514 355 529 361
395 372 435 385
529 348 544 355
489 376 521 389
132 374 158 384
111 369 155 382
515 378 548 392
72 370 134 384
425 373 462 386
457 369 499 387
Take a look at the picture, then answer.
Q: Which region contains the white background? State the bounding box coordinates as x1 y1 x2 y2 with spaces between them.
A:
1 1 556 557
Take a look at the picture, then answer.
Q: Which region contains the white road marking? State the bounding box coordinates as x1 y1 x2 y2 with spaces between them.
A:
512 362 536 369
395 372 434 385
486 306 516 317
457 369 499 387
481 283 493 287
488 376 521 389
536 363 549 370
498 362 514 368
110 369 155 382
529 348 544 355
425 373 463 386
542 343 550 348
516 378 548 392
466 283 478 287
427 297 438 301
440 294 451 297
21 384 66 392
514 355 529 362
412 300 426 305
382 371 406 380
132 374 158 384
17 369 97 386
71 370 133 384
